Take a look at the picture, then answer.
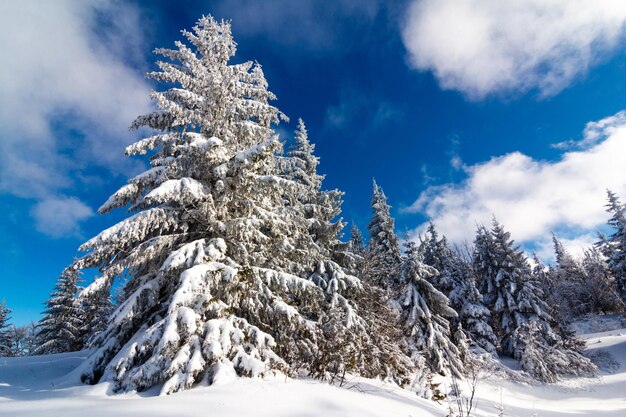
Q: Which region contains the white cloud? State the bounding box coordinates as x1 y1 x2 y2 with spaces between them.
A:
0 0 151 199
533 233 598 262
406 111 626 257
401 0 626 99
31 197 94 238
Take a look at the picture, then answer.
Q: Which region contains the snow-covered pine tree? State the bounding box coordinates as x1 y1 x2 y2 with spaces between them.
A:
399 245 467 377
421 223 456 292
512 320 595 383
549 236 577 315
421 225 497 355
550 235 622 318
349 223 364 255
580 247 623 314
477 219 553 354
0 301 12 357
338 222 366 277
474 219 596 381
598 190 626 303
366 180 402 287
530 244 586 353
549 235 589 319
78 277 114 348
34 268 84 355
281 118 349 279
71 16 410 394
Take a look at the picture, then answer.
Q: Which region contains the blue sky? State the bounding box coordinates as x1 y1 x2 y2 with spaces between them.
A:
2 0 626 325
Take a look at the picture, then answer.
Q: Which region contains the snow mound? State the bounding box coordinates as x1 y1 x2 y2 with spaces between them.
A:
0 352 442 417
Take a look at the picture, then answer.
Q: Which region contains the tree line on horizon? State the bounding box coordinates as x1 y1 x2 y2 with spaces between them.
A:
1 15 625 398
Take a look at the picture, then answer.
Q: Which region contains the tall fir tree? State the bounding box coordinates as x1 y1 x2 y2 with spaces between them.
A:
282 118 347 278
550 234 623 319
474 219 551 355
35 268 84 355
548 236 582 318
421 224 496 355
340 222 365 277
0 301 12 357
580 247 623 314
348 223 364 255
399 244 467 377
473 219 596 381
597 190 626 303
366 180 401 287
421 223 455 292
71 16 410 394
78 277 114 348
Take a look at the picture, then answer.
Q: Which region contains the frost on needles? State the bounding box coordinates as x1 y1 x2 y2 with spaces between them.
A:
70 16 412 394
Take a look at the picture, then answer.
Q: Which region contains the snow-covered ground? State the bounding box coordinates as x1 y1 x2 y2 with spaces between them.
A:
1 314 625 417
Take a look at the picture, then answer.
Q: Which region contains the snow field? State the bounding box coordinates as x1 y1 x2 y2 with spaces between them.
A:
1 314 625 417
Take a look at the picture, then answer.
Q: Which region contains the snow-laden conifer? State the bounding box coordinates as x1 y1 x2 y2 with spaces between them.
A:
474 219 596 381
420 225 497 355
549 235 622 319
473 219 550 355
580 247 623 314
349 223 365 256
71 16 409 394
512 320 596 383
35 268 84 354
399 247 467 377
0 301 12 357
421 223 456 291
78 277 114 347
548 236 589 319
367 181 401 287
281 119 346 269
598 190 626 303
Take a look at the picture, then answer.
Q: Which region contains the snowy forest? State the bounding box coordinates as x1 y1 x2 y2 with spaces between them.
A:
2 15 626 412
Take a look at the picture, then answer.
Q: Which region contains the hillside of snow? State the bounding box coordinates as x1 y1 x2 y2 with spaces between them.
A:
1 314 625 417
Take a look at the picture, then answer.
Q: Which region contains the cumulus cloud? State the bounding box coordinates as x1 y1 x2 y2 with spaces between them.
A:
0 0 150 198
406 111 626 257
401 0 626 99
0 0 152 236
31 197 94 238
533 233 598 262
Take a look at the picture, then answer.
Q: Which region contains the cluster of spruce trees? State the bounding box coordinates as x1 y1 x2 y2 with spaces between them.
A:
3 15 626 396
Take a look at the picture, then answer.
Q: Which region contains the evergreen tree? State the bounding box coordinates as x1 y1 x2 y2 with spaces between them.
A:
449 261 497 356
421 223 455 292
282 118 346 270
548 235 587 319
550 235 623 319
399 248 467 377
71 16 410 394
78 277 114 347
421 225 496 355
367 181 401 287
598 190 626 303
348 223 364 255
0 301 12 357
35 268 84 354
339 222 365 277
580 247 623 314
473 219 596 381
